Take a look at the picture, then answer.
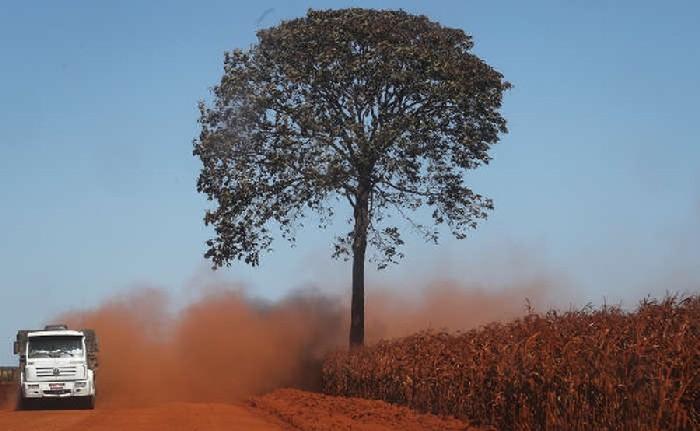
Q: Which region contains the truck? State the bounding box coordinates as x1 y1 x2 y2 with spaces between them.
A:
13 324 98 409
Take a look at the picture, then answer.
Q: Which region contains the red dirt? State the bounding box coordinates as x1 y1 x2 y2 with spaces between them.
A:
251 388 483 431
0 389 492 431
0 389 485 430
0 402 286 430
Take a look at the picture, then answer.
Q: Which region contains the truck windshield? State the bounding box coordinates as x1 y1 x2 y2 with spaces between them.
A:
28 336 83 359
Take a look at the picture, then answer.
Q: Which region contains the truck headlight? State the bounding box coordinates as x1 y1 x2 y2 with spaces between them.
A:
74 381 87 388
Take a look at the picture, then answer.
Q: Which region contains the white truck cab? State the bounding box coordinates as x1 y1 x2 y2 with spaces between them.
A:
14 325 98 409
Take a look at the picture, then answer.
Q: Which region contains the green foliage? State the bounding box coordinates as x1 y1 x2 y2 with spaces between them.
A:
194 8 510 269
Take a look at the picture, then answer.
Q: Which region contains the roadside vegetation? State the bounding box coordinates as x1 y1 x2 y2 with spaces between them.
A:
323 294 700 430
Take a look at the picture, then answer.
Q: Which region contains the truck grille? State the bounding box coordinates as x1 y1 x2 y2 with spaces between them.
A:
43 389 71 395
36 367 77 377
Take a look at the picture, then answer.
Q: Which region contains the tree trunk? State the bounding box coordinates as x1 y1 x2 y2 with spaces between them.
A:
349 184 370 348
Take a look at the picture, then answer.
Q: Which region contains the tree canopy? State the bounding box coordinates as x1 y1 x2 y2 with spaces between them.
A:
194 8 510 345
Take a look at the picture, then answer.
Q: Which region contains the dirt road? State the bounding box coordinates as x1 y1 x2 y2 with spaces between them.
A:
0 402 286 431
0 389 478 430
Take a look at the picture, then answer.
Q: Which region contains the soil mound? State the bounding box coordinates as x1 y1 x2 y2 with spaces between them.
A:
252 388 485 430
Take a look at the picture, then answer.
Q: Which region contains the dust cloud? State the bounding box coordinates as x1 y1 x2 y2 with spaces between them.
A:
57 278 550 406
366 278 550 341
59 288 344 406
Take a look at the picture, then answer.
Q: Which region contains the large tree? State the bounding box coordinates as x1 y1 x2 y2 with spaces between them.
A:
194 8 510 347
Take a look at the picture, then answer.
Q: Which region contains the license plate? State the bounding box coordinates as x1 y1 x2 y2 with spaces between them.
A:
49 383 64 389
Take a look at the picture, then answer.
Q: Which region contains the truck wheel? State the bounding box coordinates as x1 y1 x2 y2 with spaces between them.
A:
83 395 95 410
16 396 31 411
16 387 25 410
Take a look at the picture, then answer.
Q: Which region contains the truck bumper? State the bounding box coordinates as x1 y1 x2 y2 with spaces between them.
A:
23 380 93 399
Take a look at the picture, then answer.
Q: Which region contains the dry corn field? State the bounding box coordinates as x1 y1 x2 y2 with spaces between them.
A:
323 295 700 430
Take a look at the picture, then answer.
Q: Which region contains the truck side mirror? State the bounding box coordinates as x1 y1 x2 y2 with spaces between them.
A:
13 341 19 355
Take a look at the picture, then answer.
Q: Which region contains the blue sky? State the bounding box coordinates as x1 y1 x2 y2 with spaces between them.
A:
0 1 698 363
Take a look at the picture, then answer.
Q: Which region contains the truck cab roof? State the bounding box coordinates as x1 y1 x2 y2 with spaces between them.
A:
27 330 84 337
